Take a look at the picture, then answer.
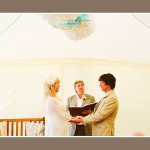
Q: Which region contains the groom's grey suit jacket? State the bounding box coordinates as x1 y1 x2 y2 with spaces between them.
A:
66 93 95 136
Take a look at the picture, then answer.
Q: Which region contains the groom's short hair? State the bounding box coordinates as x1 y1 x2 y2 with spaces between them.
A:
99 73 116 89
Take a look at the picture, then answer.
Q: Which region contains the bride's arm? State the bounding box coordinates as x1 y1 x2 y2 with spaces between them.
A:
48 99 72 121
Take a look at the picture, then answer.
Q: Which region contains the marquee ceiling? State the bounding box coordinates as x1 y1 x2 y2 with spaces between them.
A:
0 13 150 64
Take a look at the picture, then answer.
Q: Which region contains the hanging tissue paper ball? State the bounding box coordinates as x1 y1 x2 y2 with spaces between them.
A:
42 14 95 41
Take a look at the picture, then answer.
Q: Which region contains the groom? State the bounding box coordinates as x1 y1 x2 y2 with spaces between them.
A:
66 80 95 136
69 73 119 136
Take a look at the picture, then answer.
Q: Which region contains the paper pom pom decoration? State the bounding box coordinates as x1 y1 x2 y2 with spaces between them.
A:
41 14 95 41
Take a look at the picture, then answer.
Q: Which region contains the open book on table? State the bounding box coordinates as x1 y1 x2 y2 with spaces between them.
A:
69 102 97 116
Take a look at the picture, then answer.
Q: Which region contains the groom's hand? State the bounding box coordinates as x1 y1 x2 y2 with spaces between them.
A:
82 109 92 115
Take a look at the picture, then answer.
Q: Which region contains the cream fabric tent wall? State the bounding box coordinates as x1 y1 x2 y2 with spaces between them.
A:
1 59 150 136
0 13 150 136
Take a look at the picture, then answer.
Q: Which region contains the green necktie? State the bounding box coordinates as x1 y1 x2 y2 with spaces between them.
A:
93 96 108 114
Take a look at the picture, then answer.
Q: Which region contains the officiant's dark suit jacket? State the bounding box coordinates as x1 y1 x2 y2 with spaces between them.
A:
66 93 95 136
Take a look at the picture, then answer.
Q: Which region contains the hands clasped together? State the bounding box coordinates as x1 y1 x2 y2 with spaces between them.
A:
69 116 83 124
68 109 92 124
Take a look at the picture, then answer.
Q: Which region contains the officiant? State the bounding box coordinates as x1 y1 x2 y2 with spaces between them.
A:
66 80 95 136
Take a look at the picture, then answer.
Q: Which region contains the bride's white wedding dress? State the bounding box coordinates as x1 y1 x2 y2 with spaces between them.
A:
45 96 71 136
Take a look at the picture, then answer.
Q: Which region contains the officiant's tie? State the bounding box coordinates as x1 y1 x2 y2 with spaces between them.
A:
93 96 108 114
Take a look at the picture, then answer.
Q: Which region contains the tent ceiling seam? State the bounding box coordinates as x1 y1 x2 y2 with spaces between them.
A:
0 14 22 36
132 14 150 30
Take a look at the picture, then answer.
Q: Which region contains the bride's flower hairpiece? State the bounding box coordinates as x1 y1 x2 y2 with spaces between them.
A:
47 75 58 85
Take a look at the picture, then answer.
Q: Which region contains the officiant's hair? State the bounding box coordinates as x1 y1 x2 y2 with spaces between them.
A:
98 73 116 89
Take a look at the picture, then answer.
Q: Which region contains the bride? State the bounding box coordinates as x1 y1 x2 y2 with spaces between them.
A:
44 75 72 136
